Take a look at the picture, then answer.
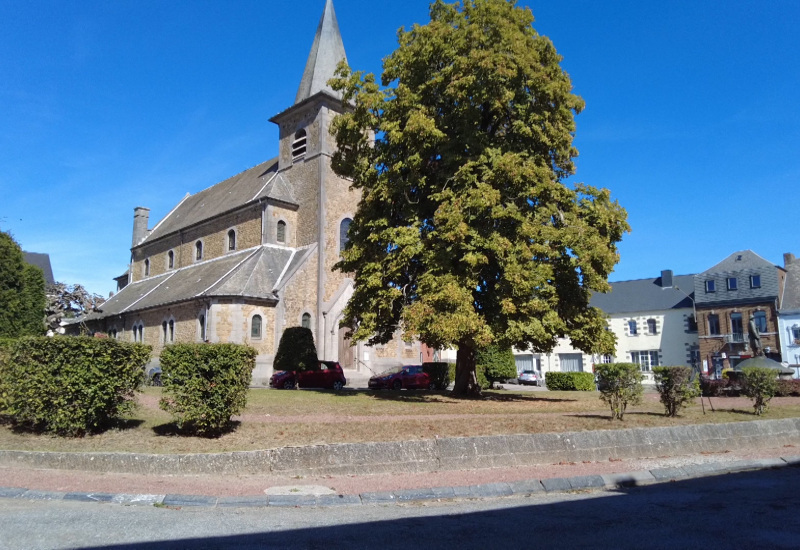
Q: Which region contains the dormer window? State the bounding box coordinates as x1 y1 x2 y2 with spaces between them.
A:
750 275 761 289
292 129 307 161
705 280 716 293
727 277 737 291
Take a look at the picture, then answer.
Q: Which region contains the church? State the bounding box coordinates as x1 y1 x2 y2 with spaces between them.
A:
83 0 422 385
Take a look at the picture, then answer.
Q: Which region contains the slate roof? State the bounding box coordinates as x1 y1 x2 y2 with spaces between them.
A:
781 261 800 312
589 274 695 314
23 252 55 285
294 0 348 104
87 245 302 319
699 250 775 275
140 158 295 246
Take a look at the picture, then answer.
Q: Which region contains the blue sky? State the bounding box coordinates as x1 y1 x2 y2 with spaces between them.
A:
1 0 798 297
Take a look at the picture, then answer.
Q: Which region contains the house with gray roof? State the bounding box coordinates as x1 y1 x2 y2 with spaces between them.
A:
81 0 422 383
778 253 800 378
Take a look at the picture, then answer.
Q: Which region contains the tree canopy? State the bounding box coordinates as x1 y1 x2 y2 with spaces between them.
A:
0 230 46 337
330 0 629 396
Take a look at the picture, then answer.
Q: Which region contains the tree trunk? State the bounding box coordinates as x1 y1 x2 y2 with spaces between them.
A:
451 343 482 398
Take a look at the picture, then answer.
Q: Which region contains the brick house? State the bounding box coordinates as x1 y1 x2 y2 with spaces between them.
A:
82 0 421 384
693 250 787 375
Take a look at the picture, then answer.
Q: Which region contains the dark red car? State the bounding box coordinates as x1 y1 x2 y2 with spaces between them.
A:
368 365 435 390
269 360 347 390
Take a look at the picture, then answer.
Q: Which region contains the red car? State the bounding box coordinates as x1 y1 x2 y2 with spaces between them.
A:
269 360 347 390
368 365 436 390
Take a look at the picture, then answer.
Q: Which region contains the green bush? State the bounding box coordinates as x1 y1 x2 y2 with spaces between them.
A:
545 371 595 391
448 361 490 390
741 366 779 415
2 336 150 436
477 346 517 386
159 343 256 436
595 363 643 420
0 338 15 413
652 366 700 417
273 327 318 372
423 362 452 390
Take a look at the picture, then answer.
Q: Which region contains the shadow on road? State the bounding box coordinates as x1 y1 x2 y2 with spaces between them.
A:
84 466 800 549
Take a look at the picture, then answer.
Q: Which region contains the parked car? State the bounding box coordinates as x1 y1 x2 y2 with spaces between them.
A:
517 370 541 386
269 360 347 390
368 365 436 390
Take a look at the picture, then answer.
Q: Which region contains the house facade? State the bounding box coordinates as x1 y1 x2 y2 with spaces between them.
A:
82 0 421 384
778 253 800 378
693 250 786 376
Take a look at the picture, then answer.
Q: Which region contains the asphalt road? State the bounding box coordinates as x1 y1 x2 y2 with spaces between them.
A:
1 467 798 549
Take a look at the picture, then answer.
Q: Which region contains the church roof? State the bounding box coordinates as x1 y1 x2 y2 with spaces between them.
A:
23 252 55 285
295 0 348 104
87 245 302 319
140 157 296 246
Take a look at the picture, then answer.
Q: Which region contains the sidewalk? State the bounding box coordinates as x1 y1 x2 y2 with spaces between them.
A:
2 445 797 508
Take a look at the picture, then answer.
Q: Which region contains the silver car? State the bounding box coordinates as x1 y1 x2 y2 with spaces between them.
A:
518 370 540 386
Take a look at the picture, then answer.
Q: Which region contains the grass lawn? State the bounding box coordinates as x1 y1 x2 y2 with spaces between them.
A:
1 387 799 454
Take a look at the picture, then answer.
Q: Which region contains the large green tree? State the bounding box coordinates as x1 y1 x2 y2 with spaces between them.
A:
0 231 46 337
330 0 629 396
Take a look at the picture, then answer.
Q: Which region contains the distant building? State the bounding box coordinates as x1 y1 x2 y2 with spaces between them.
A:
23 252 54 285
778 253 800 378
694 250 786 375
81 1 421 384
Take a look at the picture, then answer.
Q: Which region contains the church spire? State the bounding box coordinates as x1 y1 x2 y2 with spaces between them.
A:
295 0 348 104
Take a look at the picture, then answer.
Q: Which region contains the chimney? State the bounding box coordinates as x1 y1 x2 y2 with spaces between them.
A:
132 207 150 247
784 253 796 267
660 269 673 288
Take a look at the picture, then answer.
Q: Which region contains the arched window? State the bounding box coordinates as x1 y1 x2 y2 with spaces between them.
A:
168 319 175 343
227 229 236 251
162 321 168 343
292 129 307 161
198 314 206 341
144 258 150 277
277 220 286 244
301 312 311 329
195 240 203 261
133 322 143 343
340 218 352 253
167 250 174 269
251 314 262 339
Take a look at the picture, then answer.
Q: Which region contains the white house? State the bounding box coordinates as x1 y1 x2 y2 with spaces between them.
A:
778 253 800 378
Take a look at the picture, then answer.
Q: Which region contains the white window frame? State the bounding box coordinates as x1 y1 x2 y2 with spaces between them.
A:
631 350 659 372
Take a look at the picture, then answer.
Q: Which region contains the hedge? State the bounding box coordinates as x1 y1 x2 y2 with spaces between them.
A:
159 343 256 436
776 379 800 397
273 327 318 372
1 336 150 436
422 362 451 390
545 371 595 391
477 346 517 385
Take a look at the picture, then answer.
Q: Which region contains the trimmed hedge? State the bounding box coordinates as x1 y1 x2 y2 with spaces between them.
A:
273 327 318 372
652 366 700 417
595 363 643 420
545 371 595 391
477 346 517 386
422 362 451 390
1 336 150 436
159 343 256 436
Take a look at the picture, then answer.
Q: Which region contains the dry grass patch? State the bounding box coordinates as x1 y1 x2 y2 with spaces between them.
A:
1 387 799 454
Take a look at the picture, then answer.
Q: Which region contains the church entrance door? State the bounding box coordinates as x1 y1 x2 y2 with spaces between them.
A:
338 324 354 370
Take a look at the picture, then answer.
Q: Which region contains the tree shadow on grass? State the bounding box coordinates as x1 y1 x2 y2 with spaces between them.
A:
4 417 145 436
152 420 241 439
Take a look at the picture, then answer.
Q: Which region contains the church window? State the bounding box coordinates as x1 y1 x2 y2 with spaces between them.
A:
144 258 150 277
277 220 286 244
133 322 144 343
195 240 203 261
167 250 174 269
198 314 206 341
302 312 311 329
228 229 236 251
292 129 307 161
251 315 263 339
340 218 352 253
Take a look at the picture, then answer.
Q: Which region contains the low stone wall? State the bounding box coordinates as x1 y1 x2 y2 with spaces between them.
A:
2 418 798 477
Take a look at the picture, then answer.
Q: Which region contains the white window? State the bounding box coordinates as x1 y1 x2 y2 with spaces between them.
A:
727 277 738 291
559 353 583 372
705 280 716 293
750 275 761 289
628 320 638 336
631 351 659 372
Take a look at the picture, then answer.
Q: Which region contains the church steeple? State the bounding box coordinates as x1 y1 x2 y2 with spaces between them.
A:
295 0 348 104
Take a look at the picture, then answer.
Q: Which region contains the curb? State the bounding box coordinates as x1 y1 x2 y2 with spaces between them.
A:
2 456 797 509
